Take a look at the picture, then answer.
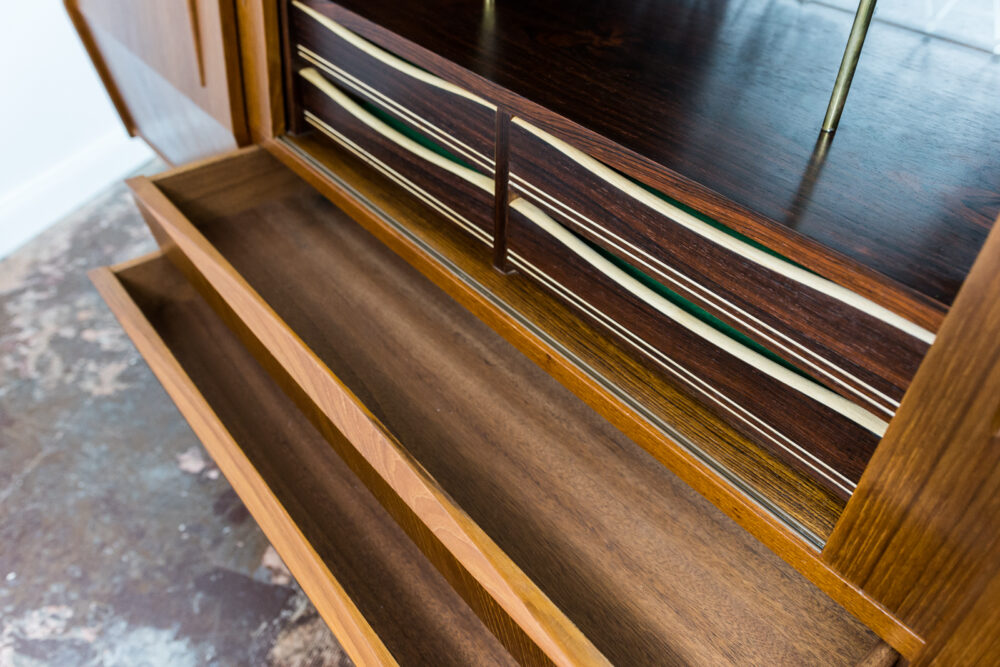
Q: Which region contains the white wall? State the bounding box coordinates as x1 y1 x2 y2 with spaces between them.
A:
0 1 153 259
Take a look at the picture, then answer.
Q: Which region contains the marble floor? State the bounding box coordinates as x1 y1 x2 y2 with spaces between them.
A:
0 164 350 666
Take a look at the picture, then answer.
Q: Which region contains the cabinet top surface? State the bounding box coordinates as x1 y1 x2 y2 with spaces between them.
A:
325 0 1000 307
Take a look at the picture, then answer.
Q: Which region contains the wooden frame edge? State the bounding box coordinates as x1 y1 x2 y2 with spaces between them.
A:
89 261 398 667
126 171 611 667
216 0 251 146
823 216 1000 664
235 0 285 142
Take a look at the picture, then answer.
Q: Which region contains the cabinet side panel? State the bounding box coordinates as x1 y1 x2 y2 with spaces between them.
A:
824 217 1000 659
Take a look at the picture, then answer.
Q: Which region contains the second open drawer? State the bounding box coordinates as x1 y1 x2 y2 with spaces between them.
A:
120 146 887 665
91 252 512 666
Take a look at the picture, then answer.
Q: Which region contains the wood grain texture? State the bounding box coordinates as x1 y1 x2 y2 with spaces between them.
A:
278 132 843 539
128 153 609 667
298 69 495 237
823 217 1000 663
135 149 887 665
509 203 878 500
298 69 491 191
290 0 496 174
266 137 925 658
913 565 1000 666
92 256 510 666
70 0 247 164
855 642 900 667
75 21 237 164
152 145 308 220
79 0 247 136
235 0 284 142
290 0 979 332
510 120 928 416
139 202 556 667
508 202 881 500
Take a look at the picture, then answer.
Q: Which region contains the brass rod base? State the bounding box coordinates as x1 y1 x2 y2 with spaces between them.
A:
821 0 878 134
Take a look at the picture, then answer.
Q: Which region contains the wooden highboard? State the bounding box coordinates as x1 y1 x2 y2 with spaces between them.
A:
76 1 1000 663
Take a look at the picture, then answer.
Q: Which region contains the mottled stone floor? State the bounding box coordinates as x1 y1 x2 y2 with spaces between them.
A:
0 165 351 666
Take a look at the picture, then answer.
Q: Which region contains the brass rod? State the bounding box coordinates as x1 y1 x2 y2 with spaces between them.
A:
821 0 877 133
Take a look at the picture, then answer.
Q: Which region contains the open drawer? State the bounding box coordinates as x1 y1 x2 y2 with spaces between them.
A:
111 146 890 665
90 252 513 666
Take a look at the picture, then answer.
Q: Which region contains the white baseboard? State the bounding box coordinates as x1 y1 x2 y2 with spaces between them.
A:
0 130 154 260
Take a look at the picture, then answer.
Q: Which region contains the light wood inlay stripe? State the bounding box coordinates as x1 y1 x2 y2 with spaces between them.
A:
510 197 889 438
507 249 858 498
300 68 494 194
293 1 496 110
297 45 494 172
512 173 900 417
303 110 492 246
511 117 936 346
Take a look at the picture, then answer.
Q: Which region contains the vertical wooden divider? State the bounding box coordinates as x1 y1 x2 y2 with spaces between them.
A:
277 0 304 135
823 216 1000 664
235 0 285 141
493 108 513 272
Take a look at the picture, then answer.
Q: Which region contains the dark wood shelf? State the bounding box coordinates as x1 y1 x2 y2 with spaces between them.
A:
148 149 885 664
109 255 514 666
317 0 999 314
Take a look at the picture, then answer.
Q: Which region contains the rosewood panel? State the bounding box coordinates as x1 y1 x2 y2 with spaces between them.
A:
290 0 496 175
316 0 999 313
509 119 931 417
507 201 881 501
298 68 495 240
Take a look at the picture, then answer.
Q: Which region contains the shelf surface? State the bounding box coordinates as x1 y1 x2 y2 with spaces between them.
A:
321 0 1000 309
165 161 884 664
114 255 514 666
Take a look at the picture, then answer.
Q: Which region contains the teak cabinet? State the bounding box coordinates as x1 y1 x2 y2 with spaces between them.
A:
75 1 1000 664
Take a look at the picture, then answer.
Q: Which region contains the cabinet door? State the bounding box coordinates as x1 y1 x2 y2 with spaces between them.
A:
65 0 248 164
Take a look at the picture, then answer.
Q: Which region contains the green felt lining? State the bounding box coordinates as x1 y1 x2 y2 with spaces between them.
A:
616 168 817 275
572 227 825 386
351 91 478 171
